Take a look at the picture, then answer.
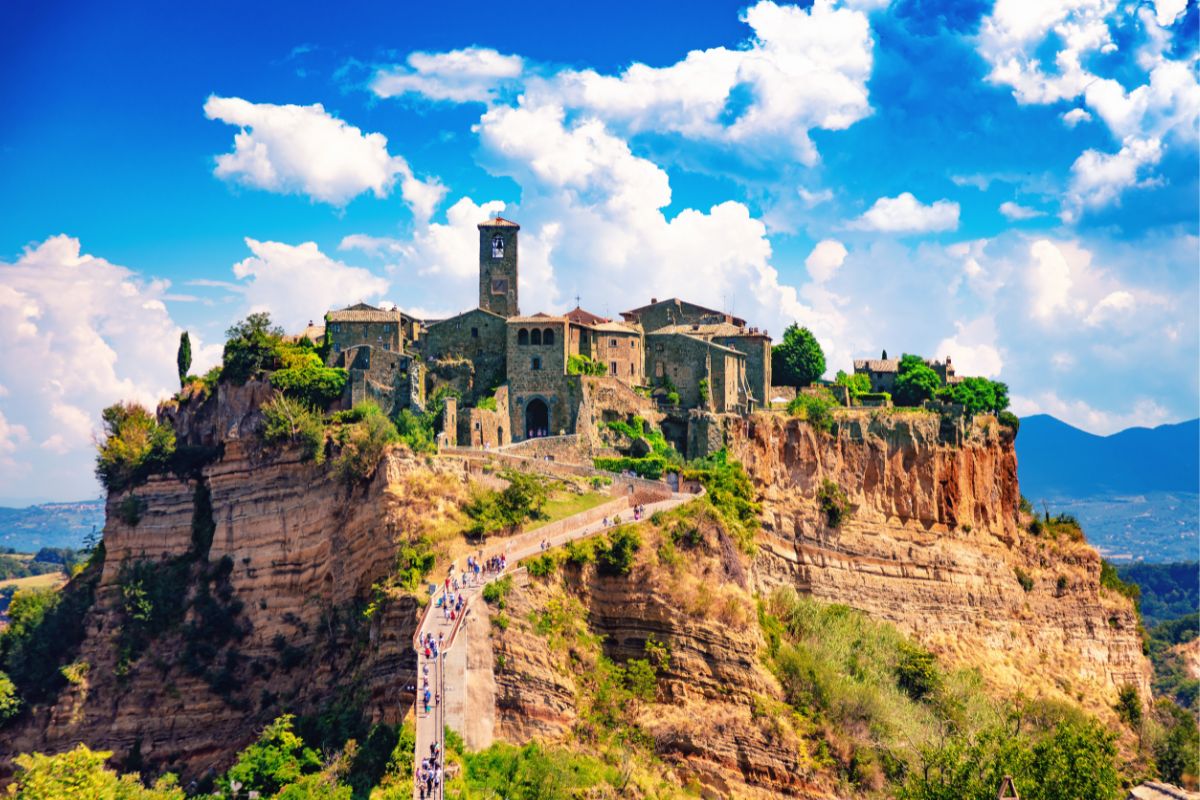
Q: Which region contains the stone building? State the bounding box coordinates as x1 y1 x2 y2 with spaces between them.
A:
330 345 424 414
645 332 750 414
478 217 520 318
421 307 508 405
853 352 962 394
326 303 417 356
316 216 792 454
622 299 771 406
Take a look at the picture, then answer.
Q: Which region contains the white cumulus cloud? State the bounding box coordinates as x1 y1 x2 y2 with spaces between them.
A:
204 95 444 213
1063 136 1163 221
230 238 390 331
372 47 524 103
805 239 848 282
999 201 1044 220
0 236 219 503
851 192 959 233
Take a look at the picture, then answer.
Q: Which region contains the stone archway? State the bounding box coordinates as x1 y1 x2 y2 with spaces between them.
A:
524 398 549 439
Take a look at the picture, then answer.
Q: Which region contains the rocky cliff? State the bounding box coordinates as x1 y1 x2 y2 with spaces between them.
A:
1 382 469 782
0 395 1150 796
726 410 1150 711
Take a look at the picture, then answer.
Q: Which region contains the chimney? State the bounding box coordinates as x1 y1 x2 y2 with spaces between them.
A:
650 297 657 304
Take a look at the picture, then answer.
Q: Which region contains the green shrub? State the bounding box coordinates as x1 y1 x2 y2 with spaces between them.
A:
334 406 399 484
394 537 435 592
458 741 621 799
482 575 513 609
269 363 348 409
221 312 284 385
567 354 607 375
998 410 1020 432
8 744 185 799
393 408 436 454
95 402 176 493
1114 684 1142 728
596 526 641 576
682 449 760 553
221 714 322 797
816 479 852 529
935 376 1011 415
1015 567 1035 592
527 553 558 578
834 369 872 398
1100 559 1141 604
0 671 19 722
464 470 550 540
261 393 326 463
564 538 597 566
896 642 941 702
593 454 668 480
116 559 190 667
116 494 145 527
787 390 838 432
0 569 98 706
477 394 498 411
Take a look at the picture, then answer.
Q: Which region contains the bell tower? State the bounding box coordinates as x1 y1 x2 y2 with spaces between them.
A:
478 217 519 318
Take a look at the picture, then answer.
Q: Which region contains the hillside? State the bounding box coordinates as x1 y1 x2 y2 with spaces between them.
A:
0 382 1161 797
1017 415 1199 562
0 500 103 553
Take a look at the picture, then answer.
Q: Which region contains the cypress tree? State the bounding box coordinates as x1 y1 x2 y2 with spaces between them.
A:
177 331 192 387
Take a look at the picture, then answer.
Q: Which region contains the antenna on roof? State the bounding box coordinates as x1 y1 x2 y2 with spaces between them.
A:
575 292 581 308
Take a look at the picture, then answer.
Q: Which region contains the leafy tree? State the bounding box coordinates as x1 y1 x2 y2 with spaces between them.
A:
95 403 176 492
834 370 872 398
7 744 184 799
221 715 323 797
937 376 1011 415
0 670 19 722
333 406 399 484
222 312 284 385
772 324 826 388
176 331 191 388
893 354 942 407
1153 698 1200 785
269 363 348 410
597 526 641 576
262 393 327 463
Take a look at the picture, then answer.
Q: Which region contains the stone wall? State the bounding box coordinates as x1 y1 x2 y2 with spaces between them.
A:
422 308 507 405
460 387 511 449
336 346 417 415
715 334 771 408
587 325 644 387
327 319 404 357
646 332 746 413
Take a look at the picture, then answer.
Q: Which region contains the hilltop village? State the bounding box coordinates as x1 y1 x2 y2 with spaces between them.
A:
305 217 967 458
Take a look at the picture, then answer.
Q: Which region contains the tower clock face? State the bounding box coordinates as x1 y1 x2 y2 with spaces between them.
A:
491 278 508 295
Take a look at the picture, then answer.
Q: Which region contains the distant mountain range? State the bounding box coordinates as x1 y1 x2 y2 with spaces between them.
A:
1016 415 1199 497
1017 415 1199 563
0 500 103 553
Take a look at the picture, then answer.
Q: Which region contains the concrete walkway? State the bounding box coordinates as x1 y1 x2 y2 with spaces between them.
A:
409 475 700 799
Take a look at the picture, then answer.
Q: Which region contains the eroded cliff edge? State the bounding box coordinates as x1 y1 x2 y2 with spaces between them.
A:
0 396 1150 795
727 411 1149 709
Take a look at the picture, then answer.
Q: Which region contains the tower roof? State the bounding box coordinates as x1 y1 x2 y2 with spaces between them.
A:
478 216 520 229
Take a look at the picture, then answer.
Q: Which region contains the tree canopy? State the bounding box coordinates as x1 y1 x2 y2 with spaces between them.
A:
176 332 191 387
772 324 826 388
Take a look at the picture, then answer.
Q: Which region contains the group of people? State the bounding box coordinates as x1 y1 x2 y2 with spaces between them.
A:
472 553 507 576
416 741 443 798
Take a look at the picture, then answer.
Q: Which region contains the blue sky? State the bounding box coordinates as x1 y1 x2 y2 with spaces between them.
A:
0 0 1197 504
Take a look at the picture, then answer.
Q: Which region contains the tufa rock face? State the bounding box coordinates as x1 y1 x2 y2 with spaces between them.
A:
728 411 1150 709
2 383 469 783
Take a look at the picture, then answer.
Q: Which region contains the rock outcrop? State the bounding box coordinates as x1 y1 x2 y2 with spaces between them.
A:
728 410 1150 711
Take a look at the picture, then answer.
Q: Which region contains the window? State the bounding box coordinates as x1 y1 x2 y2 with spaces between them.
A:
655 343 663 352
610 361 618 374
491 278 508 295
655 362 664 377
531 329 542 345
631 340 636 348
383 343 390 351
543 328 555 345
492 234 504 258
610 338 617 347
334 344 342 353
518 328 529 346
629 363 634 375
471 327 478 339
531 356 542 370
